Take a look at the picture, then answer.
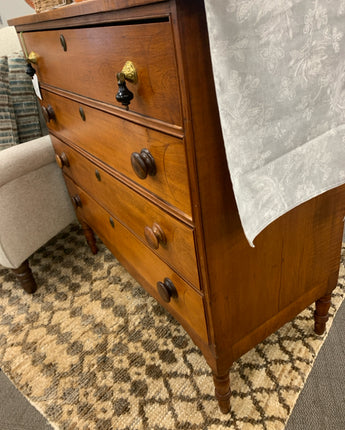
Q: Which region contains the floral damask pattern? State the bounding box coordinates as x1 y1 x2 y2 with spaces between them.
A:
204 0 345 245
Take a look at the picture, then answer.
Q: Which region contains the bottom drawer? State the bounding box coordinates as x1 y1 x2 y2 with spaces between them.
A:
64 177 208 345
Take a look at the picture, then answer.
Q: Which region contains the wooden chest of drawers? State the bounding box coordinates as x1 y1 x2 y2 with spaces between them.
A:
10 0 345 413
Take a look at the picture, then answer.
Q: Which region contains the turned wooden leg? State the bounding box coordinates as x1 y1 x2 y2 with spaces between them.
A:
314 293 332 335
11 260 37 294
80 221 98 254
212 371 231 414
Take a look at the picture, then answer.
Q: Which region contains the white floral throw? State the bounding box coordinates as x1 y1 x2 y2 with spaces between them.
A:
204 0 345 245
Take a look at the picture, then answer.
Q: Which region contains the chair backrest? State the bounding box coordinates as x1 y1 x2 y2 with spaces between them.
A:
0 26 21 56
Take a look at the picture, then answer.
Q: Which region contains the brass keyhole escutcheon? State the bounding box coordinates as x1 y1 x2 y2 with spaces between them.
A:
79 107 86 121
95 170 101 181
60 34 67 51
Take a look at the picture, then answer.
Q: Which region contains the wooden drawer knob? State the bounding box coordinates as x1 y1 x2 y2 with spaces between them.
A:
71 195 82 209
131 148 156 179
144 223 166 249
55 152 69 168
42 105 56 123
157 278 178 303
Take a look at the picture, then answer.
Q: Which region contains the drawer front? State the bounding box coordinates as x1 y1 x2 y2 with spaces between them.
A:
52 137 199 287
43 90 192 217
65 177 208 344
22 21 182 125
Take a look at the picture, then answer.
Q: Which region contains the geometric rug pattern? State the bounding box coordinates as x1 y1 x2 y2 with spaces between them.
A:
0 223 344 430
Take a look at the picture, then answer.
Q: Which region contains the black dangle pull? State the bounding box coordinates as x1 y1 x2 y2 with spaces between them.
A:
116 72 134 110
26 62 36 78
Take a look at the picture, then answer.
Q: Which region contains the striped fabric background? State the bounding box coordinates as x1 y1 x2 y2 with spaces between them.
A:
0 56 19 150
8 55 42 144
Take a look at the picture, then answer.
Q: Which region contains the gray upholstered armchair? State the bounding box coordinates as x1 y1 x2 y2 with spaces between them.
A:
0 136 76 293
0 26 75 293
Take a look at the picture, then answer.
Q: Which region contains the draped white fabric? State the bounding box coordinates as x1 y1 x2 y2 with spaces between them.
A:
204 0 345 246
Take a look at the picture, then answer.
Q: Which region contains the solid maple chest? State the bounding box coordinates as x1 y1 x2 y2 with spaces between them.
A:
9 0 345 413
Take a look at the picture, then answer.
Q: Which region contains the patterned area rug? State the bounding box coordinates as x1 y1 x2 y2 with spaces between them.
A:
0 223 344 430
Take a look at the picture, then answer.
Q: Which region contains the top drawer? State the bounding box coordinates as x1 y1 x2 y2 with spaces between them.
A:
21 21 182 126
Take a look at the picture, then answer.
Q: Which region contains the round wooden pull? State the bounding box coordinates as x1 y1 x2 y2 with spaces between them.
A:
144 223 166 250
71 195 82 209
157 278 178 303
42 105 56 123
131 149 156 179
55 152 69 169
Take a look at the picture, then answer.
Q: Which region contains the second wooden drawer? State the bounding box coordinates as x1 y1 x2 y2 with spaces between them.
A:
43 90 192 217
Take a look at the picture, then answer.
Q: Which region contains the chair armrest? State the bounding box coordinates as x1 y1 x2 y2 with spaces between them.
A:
0 135 55 187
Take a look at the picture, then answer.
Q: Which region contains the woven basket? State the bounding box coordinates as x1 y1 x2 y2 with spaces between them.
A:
33 0 73 13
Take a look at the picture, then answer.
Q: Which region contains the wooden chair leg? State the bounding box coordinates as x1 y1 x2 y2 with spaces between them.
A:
314 293 332 335
80 220 98 254
212 370 231 414
11 260 37 294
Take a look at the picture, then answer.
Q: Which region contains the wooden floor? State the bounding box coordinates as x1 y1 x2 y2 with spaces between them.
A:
0 299 343 429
